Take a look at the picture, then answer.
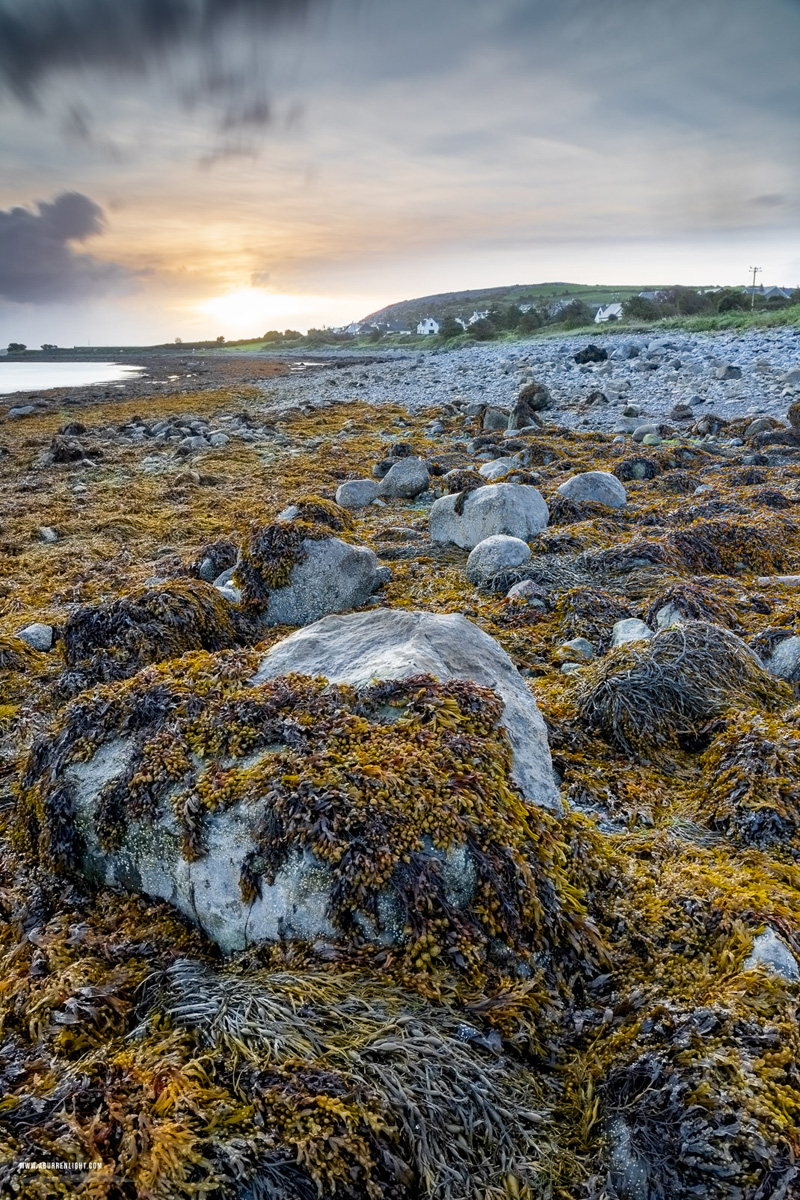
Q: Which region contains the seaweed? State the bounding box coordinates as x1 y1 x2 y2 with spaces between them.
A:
576 620 789 759
60 580 244 689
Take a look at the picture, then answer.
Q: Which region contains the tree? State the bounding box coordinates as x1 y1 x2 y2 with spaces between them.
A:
623 296 658 321
41 343 58 351
518 308 544 333
438 315 464 340
7 342 26 352
715 288 748 313
467 317 497 341
174 337 182 344
216 335 225 343
558 301 593 329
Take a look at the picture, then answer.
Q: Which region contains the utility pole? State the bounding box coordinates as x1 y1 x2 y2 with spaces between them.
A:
748 266 762 310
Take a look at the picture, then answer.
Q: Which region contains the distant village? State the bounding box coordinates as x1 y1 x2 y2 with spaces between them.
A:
329 284 797 339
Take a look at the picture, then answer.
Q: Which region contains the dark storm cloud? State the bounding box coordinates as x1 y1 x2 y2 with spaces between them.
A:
0 0 319 104
0 192 131 303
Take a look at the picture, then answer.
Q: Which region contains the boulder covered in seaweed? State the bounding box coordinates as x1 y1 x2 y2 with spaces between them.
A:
576 620 789 759
61 579 245 689
429 481 549 549
233 512 380 626
18 611 569 961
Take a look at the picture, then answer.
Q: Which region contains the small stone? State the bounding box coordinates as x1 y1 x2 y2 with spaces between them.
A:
632 423 661 443
768 635 800 681
506 579 546 606
176 435 210 454
17 622 53 651
716 363 742 380
336 479 381 510
743 928 800 981
554 637 595 663
611 618 653 647
378 457 430 499
557 470 627 509
465 534 531 584
478 457 517 482
482 407 508 431
560 662 583 675
641 433 662 446
37 526 59 543
208 432 230 447
6 404 36 417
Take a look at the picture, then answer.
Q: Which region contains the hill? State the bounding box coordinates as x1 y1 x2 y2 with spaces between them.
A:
360 281 668 327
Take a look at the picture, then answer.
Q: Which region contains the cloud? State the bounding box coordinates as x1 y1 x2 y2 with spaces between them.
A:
0 0 322 105
0 192 132 303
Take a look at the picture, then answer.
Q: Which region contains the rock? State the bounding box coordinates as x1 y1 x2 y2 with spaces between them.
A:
641 433 662 446
465 535 531 583
622 405 640 418
371 454 404 480
611 618 653 647
252 537 381 626
506 579 547 606
557 470 627 509
554 637 595 663
716 363 742 380
37 525 59 543
6 404 36 417
787 400 800 431
745 417 779 436
197 557 218 583
515 380 552 413
478 457 516 481
378 457 430 499
17 623 53 652
653 603 684 629
560 662 583 675
430 483 549 549
573 344 607 365
743 927 800 981
482 407 508 431
767 635 800 681
176 435 210 455
208 432 230 448
336 479 381 509
632 423 661 443
254 608 560 812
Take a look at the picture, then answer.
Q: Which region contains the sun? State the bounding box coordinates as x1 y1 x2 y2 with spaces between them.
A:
197 288 283 333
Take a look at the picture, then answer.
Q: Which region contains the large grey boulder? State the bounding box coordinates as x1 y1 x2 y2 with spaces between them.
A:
430 483 549 549
557 471 627 509
254 608 560 812
465 535 530 584
55 609 560 955
378 457 430 499
17 622 54 652
335 479 381 509
260 537 380 626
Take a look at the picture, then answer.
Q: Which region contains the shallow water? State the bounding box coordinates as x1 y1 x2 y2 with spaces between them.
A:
0 361 145 396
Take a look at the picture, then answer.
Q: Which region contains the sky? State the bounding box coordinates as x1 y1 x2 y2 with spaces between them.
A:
0 0 798 347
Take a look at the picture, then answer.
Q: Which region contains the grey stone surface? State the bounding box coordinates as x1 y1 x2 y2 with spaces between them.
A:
336 478 381 509
556 637 595 661
17 622 53 651
377 456 430 498
465 534 531 583
254 608 561 812
768 635 800 680
744 927 800 981
430 482 549 549
557 470 627 509
611 618 653 647
259 536 380 626
37 525 59 543
478 457 517 481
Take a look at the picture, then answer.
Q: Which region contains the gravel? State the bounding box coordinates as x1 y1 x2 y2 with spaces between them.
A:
251 328 800 430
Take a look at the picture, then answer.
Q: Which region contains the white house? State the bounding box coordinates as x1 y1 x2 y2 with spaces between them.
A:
467 310 489 325
595 303 623 324
417 317 440 335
